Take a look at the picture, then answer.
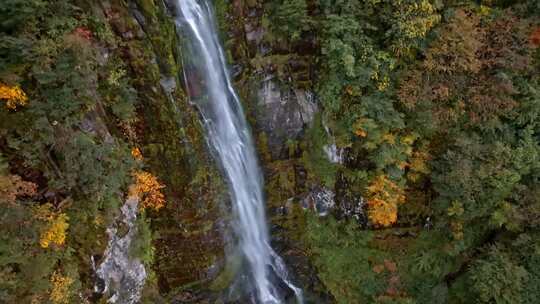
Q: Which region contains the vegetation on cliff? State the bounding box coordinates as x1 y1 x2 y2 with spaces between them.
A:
1 0 539 303
0 0 224 302
221 0 540 303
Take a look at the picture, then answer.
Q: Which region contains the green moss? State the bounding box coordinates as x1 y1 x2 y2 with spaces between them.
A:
129 213 155 265
209 254 242 292
133 0 180 77
95 0 228 294
214 0 229 38
301 115 338 187
135 0 158 23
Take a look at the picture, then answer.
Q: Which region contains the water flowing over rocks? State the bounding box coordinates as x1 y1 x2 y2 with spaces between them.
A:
322 143 344 164
175 1 303 302
301 185 366 222
301 186 336 217
322 121 344 164
337 196 366 222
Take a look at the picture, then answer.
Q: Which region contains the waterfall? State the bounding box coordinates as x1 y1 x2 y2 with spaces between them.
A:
322 121 343 164
172 1 302 303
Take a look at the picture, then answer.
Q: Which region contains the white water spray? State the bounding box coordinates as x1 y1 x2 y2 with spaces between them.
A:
173 1 302 303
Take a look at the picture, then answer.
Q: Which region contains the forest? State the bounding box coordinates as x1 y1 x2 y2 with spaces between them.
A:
0 0 539 303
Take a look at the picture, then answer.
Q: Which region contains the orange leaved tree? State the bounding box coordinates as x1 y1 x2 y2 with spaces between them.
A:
366 175 405 227
0 83 28 110
131 170 165 211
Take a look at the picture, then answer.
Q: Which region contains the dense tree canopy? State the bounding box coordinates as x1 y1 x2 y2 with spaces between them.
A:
0 0 539 303
257 0 540 303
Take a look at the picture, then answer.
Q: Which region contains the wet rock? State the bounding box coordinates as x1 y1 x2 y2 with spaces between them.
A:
231 64 243 78
302 186 335 216
160 76 177 94
97 0 228 297
338 196 366 222
163 0 180 15
130 7 146 28
256 75 318 159
95 197 146 304
301 184 366 222
79 110 115 145
334 172 367 223
245 25 264 44
295 89 317 125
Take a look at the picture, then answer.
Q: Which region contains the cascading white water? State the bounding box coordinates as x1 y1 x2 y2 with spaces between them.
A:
173 1 302 303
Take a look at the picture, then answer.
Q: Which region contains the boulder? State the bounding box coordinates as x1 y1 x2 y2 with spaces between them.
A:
255 75 318 159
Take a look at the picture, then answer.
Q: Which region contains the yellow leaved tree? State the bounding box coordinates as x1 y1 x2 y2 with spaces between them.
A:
0 83 28 110
34 204 69 248
49 271 74 304
366 175 405 227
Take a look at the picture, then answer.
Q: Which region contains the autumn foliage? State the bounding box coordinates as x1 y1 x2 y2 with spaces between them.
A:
49 271 73 304
34 204 69 249
0 83 28 110
366 175 405 227
131 170 165 211
131 147 143 160
529 27 540 47
399 9 530 127
424 10 482 74
73 27 92 40
353 118 368 138
0 173 37 204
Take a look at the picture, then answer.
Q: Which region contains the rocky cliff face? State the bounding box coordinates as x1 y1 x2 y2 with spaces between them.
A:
255 75 318 159
213 1 334 300
93 0 229 298
3 1 537 303
96 0 331 300
96 196 146 304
